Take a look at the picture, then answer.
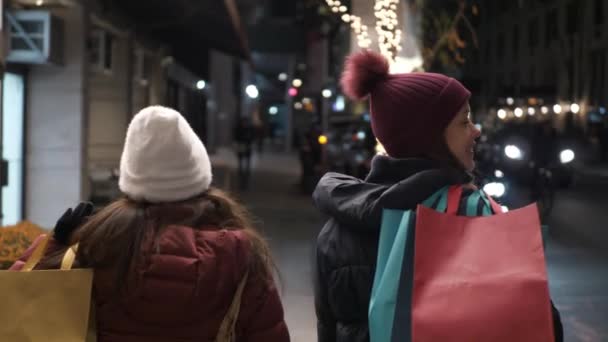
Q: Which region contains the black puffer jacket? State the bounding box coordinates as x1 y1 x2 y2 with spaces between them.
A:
312 156 563 342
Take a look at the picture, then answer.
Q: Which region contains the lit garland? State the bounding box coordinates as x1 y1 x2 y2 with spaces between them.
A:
325 0 403 64
326 0 372 48
374 0 402 63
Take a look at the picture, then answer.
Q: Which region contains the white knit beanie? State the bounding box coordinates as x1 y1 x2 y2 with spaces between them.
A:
119 106 212 202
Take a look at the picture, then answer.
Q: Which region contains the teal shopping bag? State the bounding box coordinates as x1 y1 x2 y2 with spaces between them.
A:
369 187 448 342
369 187 495 342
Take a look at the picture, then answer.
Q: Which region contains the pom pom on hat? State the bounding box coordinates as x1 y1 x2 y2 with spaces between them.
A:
340 49 390 100
119 106 212 202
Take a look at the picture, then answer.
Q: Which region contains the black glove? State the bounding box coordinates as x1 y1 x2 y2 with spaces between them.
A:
53 202 94 245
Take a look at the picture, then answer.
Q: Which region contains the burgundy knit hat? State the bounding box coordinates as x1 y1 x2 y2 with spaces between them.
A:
341 50 471 159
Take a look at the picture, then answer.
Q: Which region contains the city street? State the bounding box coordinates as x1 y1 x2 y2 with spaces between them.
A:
546 171 608 341
3 1 608 341
213 149 608 342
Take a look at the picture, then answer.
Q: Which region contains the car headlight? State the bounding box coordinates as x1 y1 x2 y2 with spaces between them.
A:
483 182 506 198
560 149 575 164
504 145 523 160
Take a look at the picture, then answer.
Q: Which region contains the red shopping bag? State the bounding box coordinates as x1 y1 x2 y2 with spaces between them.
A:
412 186 555 342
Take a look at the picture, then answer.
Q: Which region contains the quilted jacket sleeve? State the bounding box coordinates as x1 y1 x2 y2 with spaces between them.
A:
314 230 337 342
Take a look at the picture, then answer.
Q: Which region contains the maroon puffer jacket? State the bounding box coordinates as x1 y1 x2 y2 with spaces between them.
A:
12 227 290 342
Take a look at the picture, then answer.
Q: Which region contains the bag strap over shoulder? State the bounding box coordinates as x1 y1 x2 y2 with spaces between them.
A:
215 271 250 342
446 185 504 215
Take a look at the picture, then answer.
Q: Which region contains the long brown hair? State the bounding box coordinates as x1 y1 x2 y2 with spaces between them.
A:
421 131 465 169
42 188 277 295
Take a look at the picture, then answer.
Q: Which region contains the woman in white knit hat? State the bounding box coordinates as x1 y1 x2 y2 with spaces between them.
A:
12 106 290 341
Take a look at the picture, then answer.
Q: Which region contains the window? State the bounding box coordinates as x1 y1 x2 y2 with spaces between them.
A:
9 19 44 51
513 27 519 60
529 67 535 86
595 0 604 26
496 73 504 90
2 73 25 225
567 58 574 98
545 9 558 46
134 48 150 85
567 1 579 34
5 10 63 64
544 67 557 85
88 28 114 73
103 32 113 70
511 71 519 87
497 33 505 60
484 41 491 64
529 19 538 50
590 50 606 105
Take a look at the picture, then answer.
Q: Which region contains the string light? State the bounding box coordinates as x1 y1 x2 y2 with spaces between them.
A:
374 0 402 64
325 0 403 63
325 0 371 48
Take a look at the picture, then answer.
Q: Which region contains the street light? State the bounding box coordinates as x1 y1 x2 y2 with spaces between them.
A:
514 108 523 117
268 106 278 115
497 109 507 120
553 104 562 114
571 103 580 114
245 85 259 99
506 97 514 105
292 79 303 88
278 73 288 81
322 89 333 98
196 80 206 90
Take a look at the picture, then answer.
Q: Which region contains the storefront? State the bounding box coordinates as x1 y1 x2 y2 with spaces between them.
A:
1 68 26 226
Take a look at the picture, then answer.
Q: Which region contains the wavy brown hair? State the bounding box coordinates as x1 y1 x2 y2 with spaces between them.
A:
41 188 277 295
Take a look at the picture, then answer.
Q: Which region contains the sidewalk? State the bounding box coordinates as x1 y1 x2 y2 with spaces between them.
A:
209 146 322 342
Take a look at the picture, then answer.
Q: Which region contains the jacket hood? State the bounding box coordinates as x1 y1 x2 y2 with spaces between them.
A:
312 155 470 232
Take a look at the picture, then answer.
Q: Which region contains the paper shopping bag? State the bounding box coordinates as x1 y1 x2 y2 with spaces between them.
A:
0 234 95 342
411 186 554 342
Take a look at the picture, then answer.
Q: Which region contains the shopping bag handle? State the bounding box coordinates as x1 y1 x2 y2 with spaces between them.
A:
485 195 504 214
21 234 51 271
22 234 79 271
446 186 463 215
446 185 504 215
61 244 79 270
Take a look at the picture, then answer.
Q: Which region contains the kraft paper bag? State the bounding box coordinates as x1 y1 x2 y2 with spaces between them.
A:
0 234 95 342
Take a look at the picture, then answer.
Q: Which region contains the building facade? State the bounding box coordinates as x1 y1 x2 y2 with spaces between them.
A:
467 0 608 132
0 0 241 227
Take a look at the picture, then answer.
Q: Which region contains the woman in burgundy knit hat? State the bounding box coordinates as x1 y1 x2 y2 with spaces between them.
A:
312 50 563 342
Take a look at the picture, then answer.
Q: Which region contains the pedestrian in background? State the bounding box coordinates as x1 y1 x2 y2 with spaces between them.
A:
13 106 290 342
312 50 563 342
234 116 255 190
